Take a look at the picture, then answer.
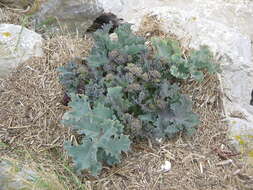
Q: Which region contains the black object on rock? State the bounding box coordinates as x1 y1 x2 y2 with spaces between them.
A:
250 90 253 106
87 12 123 33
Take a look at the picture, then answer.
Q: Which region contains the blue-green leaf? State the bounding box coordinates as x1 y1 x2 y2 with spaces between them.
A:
62 94 131 176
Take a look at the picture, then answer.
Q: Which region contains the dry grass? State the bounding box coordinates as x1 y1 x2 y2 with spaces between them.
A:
0 34 92 150
0 8 23 24
0 10 253 190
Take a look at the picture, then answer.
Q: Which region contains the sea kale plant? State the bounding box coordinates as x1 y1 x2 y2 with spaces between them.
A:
58 23 220 176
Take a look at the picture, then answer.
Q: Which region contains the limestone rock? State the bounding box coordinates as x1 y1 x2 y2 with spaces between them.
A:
0 24 43 77
34 0 103 34
0 159 37 190
147 6 253 154
0 157 65 190
100 0 253 161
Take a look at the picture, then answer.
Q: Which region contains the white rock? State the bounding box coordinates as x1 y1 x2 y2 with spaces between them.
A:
0 24 43 77
99 0 253 158
97 0 124 14
146 5 253 153
34 0 103 34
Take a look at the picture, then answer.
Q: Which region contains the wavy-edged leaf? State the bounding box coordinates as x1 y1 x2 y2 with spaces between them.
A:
62 94 131 176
